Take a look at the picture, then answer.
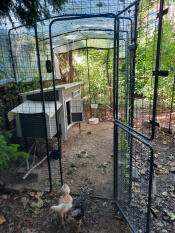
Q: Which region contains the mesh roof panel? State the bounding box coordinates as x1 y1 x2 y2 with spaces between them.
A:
59 0 134 15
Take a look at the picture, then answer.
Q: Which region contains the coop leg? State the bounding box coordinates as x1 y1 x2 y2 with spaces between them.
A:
79 123 81 134
26 158 30 170
31 142 36 167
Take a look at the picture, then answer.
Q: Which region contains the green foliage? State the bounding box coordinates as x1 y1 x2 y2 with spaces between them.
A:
135 0 175 105
0 0 67 27
0 117 28 173
0 58 28 173
73 48 113 106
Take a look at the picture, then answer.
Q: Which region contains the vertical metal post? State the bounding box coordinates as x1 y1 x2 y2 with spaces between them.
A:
49 22 63 186
146 149 154 233
151 0 165 139
124 36 129 123
116 19 120 120
113 17 118 199
86 40 92 118
34 24 53 192
8 29 17 82
128 3 139 203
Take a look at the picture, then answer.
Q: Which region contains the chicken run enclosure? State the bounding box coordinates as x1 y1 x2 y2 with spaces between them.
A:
0 0 175 233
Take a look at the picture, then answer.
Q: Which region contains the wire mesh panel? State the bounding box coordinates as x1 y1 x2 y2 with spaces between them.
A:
114 121 154 233
134 0 161 137
116 0 175 139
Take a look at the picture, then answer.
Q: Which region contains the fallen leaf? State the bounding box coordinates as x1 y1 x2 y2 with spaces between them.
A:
164 209 175 221
28 191 35 197
35 194 39 199
37 192 44 197
31 198 43 209
21 197 28 208
162 141 167 145
0 216 6 224
13 196 18 200
1 195 7 200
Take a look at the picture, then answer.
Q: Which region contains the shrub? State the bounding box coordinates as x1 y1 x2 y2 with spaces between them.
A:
0 117 28 173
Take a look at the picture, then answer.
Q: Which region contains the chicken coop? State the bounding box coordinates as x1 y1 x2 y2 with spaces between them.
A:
0 0 174 233
8 81 83 140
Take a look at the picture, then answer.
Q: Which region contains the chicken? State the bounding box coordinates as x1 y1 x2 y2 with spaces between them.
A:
71 189 89 232
50 184 73 225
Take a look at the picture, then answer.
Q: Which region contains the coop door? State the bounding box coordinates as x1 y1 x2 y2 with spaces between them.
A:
71 100 83 122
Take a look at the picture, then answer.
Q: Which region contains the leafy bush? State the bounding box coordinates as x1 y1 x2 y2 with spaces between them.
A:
0 117 28 173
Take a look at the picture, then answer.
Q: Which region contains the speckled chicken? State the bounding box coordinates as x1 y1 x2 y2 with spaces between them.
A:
50 184 73 225
71 189 89 232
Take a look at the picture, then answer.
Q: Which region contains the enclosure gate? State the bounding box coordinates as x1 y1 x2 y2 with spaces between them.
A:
113 0 166 233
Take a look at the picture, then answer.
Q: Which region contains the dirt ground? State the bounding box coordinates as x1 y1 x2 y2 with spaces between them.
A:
61 122 114 197
0 121 175 233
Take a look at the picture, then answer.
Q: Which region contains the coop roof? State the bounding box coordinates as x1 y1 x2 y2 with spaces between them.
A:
8 100 62 121
20 81 83 97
